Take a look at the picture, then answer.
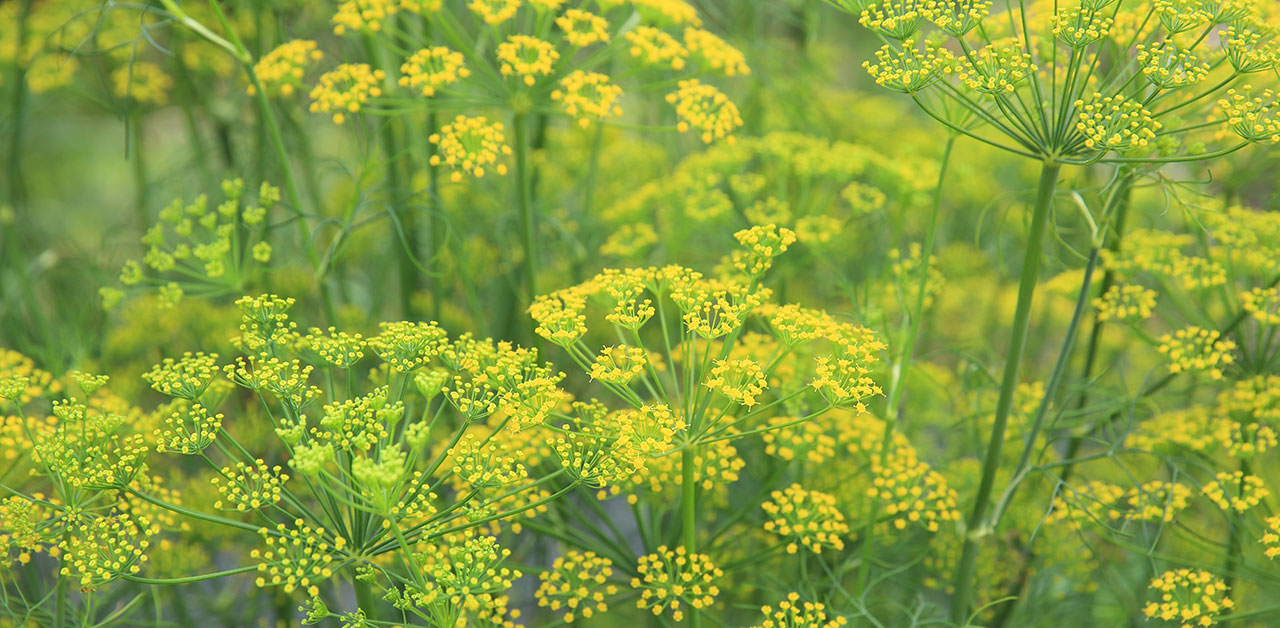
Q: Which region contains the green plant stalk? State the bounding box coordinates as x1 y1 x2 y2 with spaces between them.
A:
681 446 701 628
130 110 150 236
989 172 1134 628
1060 185 1134 484
354 578 379 621
363 31 419 317
854 134 955 597
514 112 537 316
950 161 1061 625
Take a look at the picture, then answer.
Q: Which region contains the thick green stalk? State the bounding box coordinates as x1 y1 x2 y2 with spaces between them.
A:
354 578 379 621
514 112 537 314
363 32 419 317
681 446 701 628
950 162 1061 625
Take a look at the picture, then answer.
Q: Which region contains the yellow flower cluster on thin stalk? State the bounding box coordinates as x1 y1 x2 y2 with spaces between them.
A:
267 0 748 153
103 180 281 310
828 0 1280 165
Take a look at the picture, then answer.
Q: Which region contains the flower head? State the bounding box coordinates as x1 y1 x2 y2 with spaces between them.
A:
429 115 513 181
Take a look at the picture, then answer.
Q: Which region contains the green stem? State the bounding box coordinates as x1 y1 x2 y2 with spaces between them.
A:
854 134 955 597
884 133 955 420
514 112 537 323
950 162 1060 625
681 446 701 628
354 578 379 621
130 110 149 236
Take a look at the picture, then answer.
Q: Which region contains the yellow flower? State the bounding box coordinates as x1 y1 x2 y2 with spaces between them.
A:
429 115 513 181
1156 326 1236 381
469 0 521 24
250 40 323 96
762 484 849 554
552 71 623 127
536 550 618 623
1142 569 1232 628
750 593 848 628
399 46 469 97
631 546 721 622
308 63 386 124
625 26 688 69
666 79 743 144
683 28 749 76
497 35 560 86
557 9 610 47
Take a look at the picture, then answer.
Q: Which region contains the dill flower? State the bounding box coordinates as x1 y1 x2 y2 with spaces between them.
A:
497 35 560 86
1050 3 1114 48
1201 471 1268 512
250 40 323 97
153 401 221 454
666 79 744 144
631 546 722 622
866 445 961 532
530 288 590 346
429 115 513 181
143 352 219 400
554 410 641 488
600 223 660 258
59 514 149 589
625 26 688 69
1217 87 1280 144
212 459 289 511
317 388 395 451
957 40 1034 95
448 433 527 488
252 519 347 597
924 0 991 36
468 0 521 24
552 71 623 127
1075 93 1161 152
112 61 172 106
761 484 849 554
1241 286 1280 325
409 535 521 626
704 358 768 407
536 550 618 623
1126 481 1192 522
0 496 51 566
1156 327 1237 381
1136 42 1208 90
589 345 648 385
557 9 610 47
1093 284 1157 323
1263 516 1280 559
761 416 837 464
683 28 749 76
308 63 386 125
1143 569 1232 628
399 46 469 97
331 0 405 34
304 327 367 369
750 593 848 628
370 320 447 372
236 294 298 352
863 39 954 93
